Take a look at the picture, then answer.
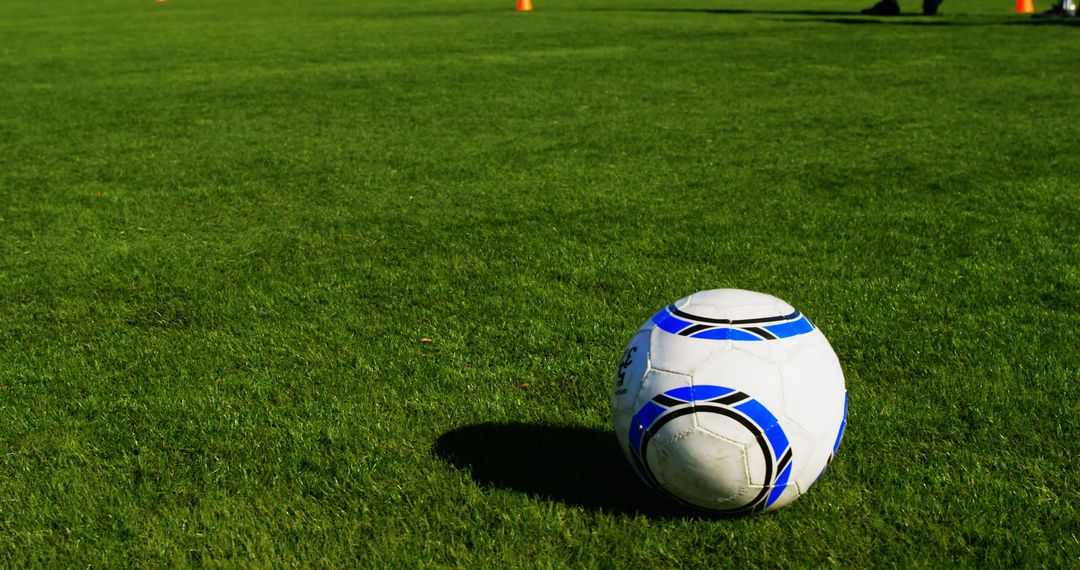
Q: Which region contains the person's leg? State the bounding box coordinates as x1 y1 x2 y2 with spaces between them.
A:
922 0 942 15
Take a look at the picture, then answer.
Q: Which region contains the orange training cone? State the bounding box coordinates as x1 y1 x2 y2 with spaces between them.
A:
1015 0 1034 13
517 0 532 11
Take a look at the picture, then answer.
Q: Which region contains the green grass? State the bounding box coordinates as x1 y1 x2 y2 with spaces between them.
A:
2 0 1078 565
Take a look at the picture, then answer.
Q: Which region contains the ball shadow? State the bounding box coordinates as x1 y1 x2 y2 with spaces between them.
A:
433 422 688 518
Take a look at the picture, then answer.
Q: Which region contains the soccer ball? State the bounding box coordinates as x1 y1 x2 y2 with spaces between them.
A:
611 289 847 515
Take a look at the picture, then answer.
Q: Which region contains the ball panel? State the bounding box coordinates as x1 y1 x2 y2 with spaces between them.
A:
777 419 825 497
645 412 698 451
790 440 832 494
692 347 784 418
650 428 751 507
777 339 844 500
611 330 651 415
635 369 693 410
761 481 800 512
690 400 773 490
789 393 847 494
779 343 846 441
682 289 795 321
648 327 718 376
694 406 758 447
612 330 652 457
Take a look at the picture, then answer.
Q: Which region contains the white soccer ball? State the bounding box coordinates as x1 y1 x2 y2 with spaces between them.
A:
611 289 847 515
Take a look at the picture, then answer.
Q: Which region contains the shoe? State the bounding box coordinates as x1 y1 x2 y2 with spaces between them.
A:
922 0 942 15
861 0 901 15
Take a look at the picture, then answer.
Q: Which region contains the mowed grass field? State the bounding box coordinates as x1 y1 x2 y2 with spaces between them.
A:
2 0 1078 565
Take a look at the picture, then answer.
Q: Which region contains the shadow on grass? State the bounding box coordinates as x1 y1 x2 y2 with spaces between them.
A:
598 7 858 16
799 16 1080 26
798 17 958 26
598 7 1080 27
434 422 687 518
